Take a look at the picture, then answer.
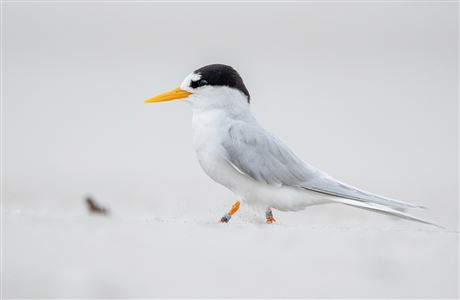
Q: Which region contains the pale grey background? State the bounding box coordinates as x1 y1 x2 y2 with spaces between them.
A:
2 2 459 298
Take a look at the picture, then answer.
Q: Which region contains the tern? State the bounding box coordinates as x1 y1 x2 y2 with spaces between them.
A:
145 64 437 226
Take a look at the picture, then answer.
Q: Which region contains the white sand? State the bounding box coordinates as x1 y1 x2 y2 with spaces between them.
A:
3 208 458 298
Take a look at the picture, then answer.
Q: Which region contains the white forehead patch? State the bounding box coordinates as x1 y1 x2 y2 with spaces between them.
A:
180 72 201 91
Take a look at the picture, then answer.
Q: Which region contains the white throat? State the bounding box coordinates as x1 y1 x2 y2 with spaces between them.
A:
192 87 248 112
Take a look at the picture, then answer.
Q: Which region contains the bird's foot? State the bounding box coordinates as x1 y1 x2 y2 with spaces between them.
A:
265 208 276 224
266 216 276 224
219 213 231 223
219 201 240 223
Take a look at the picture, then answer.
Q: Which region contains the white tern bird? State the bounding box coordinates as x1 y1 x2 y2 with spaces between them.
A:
145 64 437 226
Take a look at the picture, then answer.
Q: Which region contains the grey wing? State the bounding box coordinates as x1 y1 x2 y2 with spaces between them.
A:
303 175 422 209
222 122 422 210
222 121 319 187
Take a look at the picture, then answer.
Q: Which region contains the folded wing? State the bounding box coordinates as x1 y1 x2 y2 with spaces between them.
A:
222 121 422 210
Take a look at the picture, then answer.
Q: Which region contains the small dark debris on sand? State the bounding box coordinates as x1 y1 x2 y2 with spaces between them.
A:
85 196 109 215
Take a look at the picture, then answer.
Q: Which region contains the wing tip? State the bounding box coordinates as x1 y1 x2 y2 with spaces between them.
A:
416 218 445 229
335 197 443 228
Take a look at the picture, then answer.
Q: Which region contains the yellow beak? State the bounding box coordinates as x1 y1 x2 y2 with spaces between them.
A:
144 87 192 103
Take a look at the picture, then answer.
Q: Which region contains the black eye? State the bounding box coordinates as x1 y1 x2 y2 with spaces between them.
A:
199 79 208 86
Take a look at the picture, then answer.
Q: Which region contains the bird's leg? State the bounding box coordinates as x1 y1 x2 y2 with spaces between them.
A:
219 201 240 223
265 208 276 224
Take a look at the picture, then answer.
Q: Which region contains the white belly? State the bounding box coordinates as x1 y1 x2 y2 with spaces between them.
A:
198 149 329 211
192 112 329 211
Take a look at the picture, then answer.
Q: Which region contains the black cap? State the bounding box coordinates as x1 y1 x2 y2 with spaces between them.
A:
189 64 250 103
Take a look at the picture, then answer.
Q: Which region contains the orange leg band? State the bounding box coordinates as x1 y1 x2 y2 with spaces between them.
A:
220 201 240 223
228 201 240 216
266 208 276 224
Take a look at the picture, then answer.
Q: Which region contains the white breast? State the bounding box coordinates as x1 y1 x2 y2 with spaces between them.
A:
192 108 242 191
191 107 329 211
188 88 330 211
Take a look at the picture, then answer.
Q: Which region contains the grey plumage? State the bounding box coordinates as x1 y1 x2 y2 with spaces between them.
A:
147 63 439 227
223 121 423 211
